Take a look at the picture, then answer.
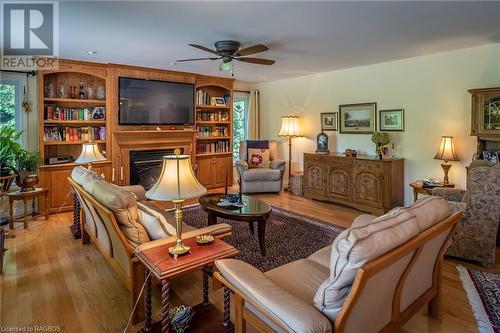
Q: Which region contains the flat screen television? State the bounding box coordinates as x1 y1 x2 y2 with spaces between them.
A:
119 77 194 125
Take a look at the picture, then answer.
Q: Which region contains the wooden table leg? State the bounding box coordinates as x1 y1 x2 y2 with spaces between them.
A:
32 197 36 217
208 211 217 226
223 287 231 328
413 189 418 202
45 192 49 220
0 228 5 275
257 218 267 256
161 279 170 333
202 266 210 306
248 221 254 235
8 197 14 229
23 198 28 229
142 273 153 333
70 190 81 238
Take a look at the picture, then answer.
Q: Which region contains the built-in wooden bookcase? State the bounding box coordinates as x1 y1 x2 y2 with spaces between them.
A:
195 78 233 188
38 60 112 212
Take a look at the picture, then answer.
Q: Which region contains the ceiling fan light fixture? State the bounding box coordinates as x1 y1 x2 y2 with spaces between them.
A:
219 61 232 71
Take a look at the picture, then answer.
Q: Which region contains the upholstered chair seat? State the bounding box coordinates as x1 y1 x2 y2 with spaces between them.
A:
236 140 286 193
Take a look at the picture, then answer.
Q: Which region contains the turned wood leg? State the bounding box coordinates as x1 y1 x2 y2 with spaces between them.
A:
161 279 170 333
45 193 49 220
23 198 28 229
248 221 254 235
32 197 36 217
223 287 232 327
0 229 5 275
70 191 82 239
257 218 267 256
8 197 14 230
413 189 418 202
142 273 153 333
202 266 210 306
208 211 217 226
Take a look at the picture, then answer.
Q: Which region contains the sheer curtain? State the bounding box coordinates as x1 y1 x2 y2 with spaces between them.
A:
247 90 260 140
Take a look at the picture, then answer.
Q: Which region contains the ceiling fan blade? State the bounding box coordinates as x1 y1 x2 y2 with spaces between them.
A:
175 57 219 62
236 57 275 65
188 44 218 55
236 44 269 56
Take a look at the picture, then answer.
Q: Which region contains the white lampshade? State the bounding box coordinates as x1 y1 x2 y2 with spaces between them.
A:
434 136 459 162
278 115 303 137
75 143 106 164
146 154 206 201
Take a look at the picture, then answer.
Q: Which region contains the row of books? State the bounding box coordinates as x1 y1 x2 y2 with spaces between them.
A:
197 126 229 138
45 106 106 121
44 126 106 142
197 141 231 154
196 90 230 106
197 111 229 122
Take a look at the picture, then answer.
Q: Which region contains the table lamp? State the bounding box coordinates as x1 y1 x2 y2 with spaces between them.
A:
75 142 106 170
278 115 304 184
434 136 459 185
146 149 206 255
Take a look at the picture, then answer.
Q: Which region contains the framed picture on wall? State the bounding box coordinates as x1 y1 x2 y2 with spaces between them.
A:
321 112 338 131
379 109 404 131
339 102 377 134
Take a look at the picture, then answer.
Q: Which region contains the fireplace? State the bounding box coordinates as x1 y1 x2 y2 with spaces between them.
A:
130 149 183 190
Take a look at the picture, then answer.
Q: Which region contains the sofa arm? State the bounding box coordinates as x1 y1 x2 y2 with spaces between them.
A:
271 159 286 170
122 185 147 201
134 223 232 253
215 259 332 333
432 188 466 203
235 160 249 179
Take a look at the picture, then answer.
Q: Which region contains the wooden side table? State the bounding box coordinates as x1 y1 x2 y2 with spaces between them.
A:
7 188 49 229
136 237 239 333
409 181 454 202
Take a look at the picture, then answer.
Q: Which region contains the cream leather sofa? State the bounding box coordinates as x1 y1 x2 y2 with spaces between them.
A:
215 197 462 333
69 166 232 324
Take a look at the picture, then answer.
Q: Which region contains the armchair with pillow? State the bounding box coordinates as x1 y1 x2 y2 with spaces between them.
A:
235 140 286 193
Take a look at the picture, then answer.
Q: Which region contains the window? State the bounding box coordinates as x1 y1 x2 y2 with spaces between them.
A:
233 93 249 162
0 73 27 145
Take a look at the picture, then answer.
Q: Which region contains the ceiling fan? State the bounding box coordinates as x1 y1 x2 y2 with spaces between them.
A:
175 40 275 71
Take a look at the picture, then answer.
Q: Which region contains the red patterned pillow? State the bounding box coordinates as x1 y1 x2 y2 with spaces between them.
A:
248 148 270 168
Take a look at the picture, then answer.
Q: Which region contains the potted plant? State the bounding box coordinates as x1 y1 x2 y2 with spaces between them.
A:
0 125 22 176
14 150 41 192
371 132 390 159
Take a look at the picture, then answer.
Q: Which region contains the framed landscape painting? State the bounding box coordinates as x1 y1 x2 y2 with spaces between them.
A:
321 112 338 131
380 109 404 131
339 102 377 134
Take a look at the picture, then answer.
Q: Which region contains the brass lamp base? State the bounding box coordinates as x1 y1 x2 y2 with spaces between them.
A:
169 199 191 256
440 163 452 185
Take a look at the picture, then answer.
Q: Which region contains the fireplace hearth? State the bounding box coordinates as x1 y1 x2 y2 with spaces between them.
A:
130 149 183 190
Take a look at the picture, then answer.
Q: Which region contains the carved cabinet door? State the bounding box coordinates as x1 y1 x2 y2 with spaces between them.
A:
352 161 384 209
304 161 327 197
327 166 351 201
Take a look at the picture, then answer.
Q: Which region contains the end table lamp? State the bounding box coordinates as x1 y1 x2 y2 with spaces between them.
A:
434 136 459 185
146 149 206 255
75 142 106 170
278 115 304 184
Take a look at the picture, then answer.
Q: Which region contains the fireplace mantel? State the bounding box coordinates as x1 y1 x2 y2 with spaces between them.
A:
112 129 196 185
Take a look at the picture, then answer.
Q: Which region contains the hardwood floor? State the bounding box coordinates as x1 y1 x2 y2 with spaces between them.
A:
0 190 492 333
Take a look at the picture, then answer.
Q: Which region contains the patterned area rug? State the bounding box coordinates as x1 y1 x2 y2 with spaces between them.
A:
183 204 345 272
457 265 500 333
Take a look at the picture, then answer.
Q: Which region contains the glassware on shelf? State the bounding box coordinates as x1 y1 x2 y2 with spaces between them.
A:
96 83 105 100
45 82 55 98
86 84 94 100
70 86 77 99
58 84 66 98
79 82 85 99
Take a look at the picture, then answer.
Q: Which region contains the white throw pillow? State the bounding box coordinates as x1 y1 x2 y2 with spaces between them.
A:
137 202 177 240
313 209 419 322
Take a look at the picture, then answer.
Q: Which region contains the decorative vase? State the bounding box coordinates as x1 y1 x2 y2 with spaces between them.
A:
376 145 383 160
15 171 39 192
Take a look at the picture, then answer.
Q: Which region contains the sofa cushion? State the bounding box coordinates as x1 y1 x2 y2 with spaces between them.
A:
248 148 271 169
265 259 330 305
313 209 419 322
137 202 177 240
84 179 150 247
71 166 102 185
406 196 451 232
243 168 281 182
307 245 332 269
351 214 377 228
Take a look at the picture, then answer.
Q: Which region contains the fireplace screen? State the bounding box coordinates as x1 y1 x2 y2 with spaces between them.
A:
129 149 183 190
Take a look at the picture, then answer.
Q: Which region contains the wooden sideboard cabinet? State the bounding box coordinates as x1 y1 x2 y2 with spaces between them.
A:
303 153 404 215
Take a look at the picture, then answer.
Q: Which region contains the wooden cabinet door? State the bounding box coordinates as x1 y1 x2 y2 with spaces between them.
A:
197 156 213 187
214 156 231 188
304 161 327 197
478 92 500 135
352 161 383 209
327 166 351 201
49 169 73 212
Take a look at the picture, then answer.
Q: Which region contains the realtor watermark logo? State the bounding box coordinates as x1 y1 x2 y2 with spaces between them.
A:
1 0 59 70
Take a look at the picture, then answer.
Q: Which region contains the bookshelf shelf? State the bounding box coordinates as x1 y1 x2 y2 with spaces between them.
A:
196 105 230 110
196 121 231 125
43 120 106 125
44 98 106 104
196 152 232 157
196 136 231 140
44 140 106 146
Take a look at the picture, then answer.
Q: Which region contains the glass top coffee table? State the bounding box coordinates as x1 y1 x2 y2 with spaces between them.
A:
199 193 272 256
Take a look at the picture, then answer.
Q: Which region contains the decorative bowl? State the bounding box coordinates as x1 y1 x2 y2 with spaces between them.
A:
196 234 214 244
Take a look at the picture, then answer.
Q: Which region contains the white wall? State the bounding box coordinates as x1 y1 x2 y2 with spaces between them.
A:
258 43 500 205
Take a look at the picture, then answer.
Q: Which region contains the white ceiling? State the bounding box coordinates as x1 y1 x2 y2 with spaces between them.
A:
59 1 500 83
